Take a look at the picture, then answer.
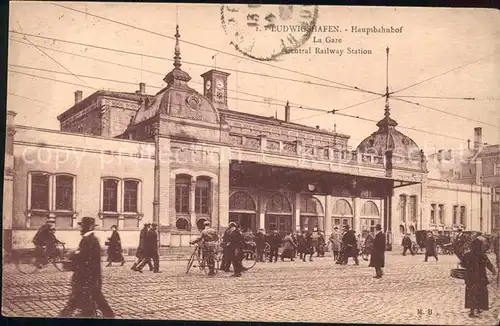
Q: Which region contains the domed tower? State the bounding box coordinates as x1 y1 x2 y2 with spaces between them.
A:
124 25 229 142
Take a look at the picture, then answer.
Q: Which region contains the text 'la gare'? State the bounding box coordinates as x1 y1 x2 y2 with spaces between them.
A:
312 36 342 44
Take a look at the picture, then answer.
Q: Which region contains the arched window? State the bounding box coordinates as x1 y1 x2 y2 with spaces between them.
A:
266 194 291 213
361 201 380 217
176 218 189 231
195 177 211 215
332 199 353 216
123 179 139 213
300 196 324 215
175 175 191 214
229 192 256 211
332 199 353 229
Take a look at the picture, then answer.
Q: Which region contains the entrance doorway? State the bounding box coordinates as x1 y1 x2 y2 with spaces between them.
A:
300 216 318 232
265 215 293 236
229 213 256 232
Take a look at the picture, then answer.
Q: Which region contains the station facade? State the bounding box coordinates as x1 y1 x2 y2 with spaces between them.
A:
3 27 492 252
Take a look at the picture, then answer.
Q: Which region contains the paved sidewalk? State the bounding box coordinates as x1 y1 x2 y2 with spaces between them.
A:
2 253 499 324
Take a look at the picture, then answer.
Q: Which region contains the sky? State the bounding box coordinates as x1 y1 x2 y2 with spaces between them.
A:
7 2 500 154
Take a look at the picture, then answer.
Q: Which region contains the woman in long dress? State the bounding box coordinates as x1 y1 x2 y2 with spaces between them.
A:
106 225 125 267
461 238 496 317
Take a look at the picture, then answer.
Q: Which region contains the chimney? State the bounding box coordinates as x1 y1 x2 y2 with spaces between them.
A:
74 90 83 104
437 149 444 162
474 127 482 150
284 101 290 122
136 83 146 95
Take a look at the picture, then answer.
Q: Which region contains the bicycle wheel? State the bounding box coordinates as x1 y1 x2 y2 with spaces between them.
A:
241 249 257 270
15 252 39 274
186 251 196 274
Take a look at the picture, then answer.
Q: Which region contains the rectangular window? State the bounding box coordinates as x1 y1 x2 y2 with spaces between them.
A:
453 205 459 225
460 206 466 225
438 204 444 224
494 188 500 203
334 218 341 226
31 173 50 210
399 195 407 222
430 204 436 224
408 196 417 221
195 179 210 214
495 163 500 175
123 180 138 213
55 175 73 211
175 181 190 214
103 179 118 212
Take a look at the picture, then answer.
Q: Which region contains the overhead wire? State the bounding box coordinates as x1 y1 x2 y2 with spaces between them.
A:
51 3 381 96
391 97 499 128
9 31 375 95
8 68 469 141
15 22 91 88
392 95 500 101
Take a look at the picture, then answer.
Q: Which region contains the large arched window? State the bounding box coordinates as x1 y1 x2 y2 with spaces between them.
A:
195 177 211 215
300 196 324 215
229 191 256 212
361 201 380 217
332 199 353 228
266 193 292 213
175 174 191 214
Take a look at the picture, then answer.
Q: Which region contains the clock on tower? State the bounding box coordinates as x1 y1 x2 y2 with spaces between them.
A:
201 69 230 110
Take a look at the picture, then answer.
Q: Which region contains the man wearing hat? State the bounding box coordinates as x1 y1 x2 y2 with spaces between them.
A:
190 220 219 276
136 223 161 273
60 217 114 318
255 228 266 263
32 217 64 268
220 222 237 272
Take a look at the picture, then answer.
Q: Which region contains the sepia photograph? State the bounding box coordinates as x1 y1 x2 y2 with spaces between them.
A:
2 2 500 325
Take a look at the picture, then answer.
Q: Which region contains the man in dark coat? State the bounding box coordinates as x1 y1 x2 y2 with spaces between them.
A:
137 223 161 273
461 238 496 317
267 230 281 263
297 231 307 261
401 233 414 256
254 228 266 263
304 231 314 262
221 222 237 272
341 225 359 265
32 218 64 268
59 217 114 318
424 231 438 262
106 225 125 267
132 223 152 272
369 224 386 279
228 224 246 277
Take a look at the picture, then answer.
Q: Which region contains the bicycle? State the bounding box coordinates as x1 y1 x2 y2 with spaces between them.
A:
186 244 220 276
14 243 70 274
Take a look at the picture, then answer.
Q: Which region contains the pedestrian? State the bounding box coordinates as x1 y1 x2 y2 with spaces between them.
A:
243 228 256 259
424 231 438 262
105 225 125 267
190 221 219 276
255 228 266 263
131 223 153 272
292 231 299 259
316 231 326 257
221 222 237 272
364 232 374 258
304 231 314 262
280 232 296 261
369 224 386 279
461 238 496 318
329 227 341 261
297 230 307 261
454 229 467 261
267 230 281 263
59 217 115 318
340 225 359 265
401 233 414 256
136 223 161 273
228 223 246 277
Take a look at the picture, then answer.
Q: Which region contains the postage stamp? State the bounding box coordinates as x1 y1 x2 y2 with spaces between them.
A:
221 4 319 61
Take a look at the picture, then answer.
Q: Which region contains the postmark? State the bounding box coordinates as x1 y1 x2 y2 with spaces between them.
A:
221 4 319 61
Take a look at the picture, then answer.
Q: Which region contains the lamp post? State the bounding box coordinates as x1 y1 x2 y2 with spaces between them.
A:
480 175 483 232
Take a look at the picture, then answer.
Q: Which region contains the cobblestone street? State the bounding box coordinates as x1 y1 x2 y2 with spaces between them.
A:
2 252 499 325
